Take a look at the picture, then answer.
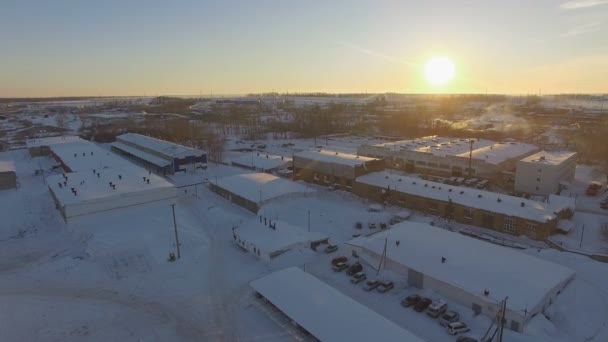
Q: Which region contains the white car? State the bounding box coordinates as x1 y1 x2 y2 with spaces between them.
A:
447 322 470 335
350 272 367 284
426 299 448 318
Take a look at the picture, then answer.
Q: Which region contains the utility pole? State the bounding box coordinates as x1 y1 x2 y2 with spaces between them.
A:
498 297 508 342
171 204 181 259
579 224 585 249
468 139 474 178
377 237 388 276
307 210 311 232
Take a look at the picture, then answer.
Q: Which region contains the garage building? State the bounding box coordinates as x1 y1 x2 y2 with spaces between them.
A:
0 160 17 190
26 136 85 157
210 173 314 213
515 150 577 196
347 222 575 333
250 267 426 342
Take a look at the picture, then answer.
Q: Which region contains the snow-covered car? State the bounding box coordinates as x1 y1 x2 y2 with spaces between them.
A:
447 322 470 335
350 271 367 284
426 299 448 318
414 297 432 312
401 294 421 307
363 280 380 291
376 281 394 293
439 310 459 326
346 262 363 276
368 222 377 229
456 336 478 342
324 245 338 254
332 261 349 272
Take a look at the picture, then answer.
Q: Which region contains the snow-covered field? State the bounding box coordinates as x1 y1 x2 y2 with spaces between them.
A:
1 138 608 341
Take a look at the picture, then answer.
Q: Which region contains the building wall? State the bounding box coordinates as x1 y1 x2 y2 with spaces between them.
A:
111 146 173 175
116 137 207 172
293 157 383 191
515 154 577 196
352 181 557 240
0 171 16 190
210 183 259 213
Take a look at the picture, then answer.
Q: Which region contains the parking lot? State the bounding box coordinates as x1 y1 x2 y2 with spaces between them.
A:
305 247 492 342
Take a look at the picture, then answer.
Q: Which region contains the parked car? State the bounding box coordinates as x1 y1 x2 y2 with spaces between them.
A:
355 222 363 229
380 222 388 229
439 310 460 326
426 299 448 318
324 245 338 254
376 280 394 293
476 179 489 189
456 336 478 342
346 262 363 276
368 222 377 229
447 322 470 335
332 261 349 272
414 297 432 312
401 294 421 307
350 271 367 284
600 198 608 210
363 280 380 291
587 182 602 196
331 256 347 266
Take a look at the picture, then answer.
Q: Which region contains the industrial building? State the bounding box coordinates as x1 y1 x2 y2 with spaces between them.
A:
232 219 328 261
26 135 85 157
46 140 177 221
112 133 207 175
210 173 314 213
250 267 426 342
347 223 575 332
358 136 538 178
0 160 16 190
230 152 292 173
353 171 574 240
293 149 383 190
514 150 577 196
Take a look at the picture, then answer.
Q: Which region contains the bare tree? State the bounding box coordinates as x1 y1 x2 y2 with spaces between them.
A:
206 133 226 163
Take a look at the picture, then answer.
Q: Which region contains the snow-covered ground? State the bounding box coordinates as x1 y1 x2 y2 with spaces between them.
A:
1 136 608 341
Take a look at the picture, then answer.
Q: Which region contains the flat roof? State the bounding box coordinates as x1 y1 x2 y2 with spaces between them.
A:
0 160 16 173
111 141 172 167
231 153 291 170
348 223 575 315
294 149 378 167
235 219 327 255
356 171 570 222
216 173 314 204
47 165 176 206
519 150 577 165
50 142 131 172
117 133 205 159
250 267 425 342
26 135 84 148
369 136 538 165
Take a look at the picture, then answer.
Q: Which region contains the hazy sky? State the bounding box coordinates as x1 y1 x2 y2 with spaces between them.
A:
1 0 607 97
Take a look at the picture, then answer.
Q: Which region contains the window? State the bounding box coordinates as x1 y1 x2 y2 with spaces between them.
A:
428 201 438 212
416 161 427 165
503 217 517 234
537 168 542 173
535 186 540 191
439 163 450 169
463 208 473 220
536 177 541 182
525 222 537 232
323 175 330 183
313 172 319 181
427 162 438 168
345 179 352 188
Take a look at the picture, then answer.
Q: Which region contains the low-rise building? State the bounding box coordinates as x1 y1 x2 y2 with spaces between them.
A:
353 171 574 240
293 149 383 190
0 160 16 190
112 133 207 174
347 222 575 333
26 136 85 157
358 136 538 179
515 150 577 196
210 173 314 213
231 152 292 173
232 219 328 261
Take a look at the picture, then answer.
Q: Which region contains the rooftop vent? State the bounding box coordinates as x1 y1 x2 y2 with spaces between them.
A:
460 191 464 194
521 202 525 207
448 189 452 192
478 194 482 198
385 175 389 179
497 198 502 202
432 186 436 189
540 156 546 161
398 178 402 182
424 184 428 187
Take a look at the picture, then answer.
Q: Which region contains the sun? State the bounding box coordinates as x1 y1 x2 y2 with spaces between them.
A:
425 56 455 86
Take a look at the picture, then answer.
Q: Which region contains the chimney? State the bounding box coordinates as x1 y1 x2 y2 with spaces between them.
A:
147 179 150 184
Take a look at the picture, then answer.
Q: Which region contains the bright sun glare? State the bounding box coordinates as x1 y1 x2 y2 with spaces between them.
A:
425 56 455 86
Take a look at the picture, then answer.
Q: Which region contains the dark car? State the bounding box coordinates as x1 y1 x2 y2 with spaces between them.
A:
364 280 380 291
587 182 602 196
346 262 363 276
324 245 338 254
355 222 363 229
456 337 478 342
401 294 421 307
332 261 349 272
414 297 432 312
376 281 394 293
380 222 388 229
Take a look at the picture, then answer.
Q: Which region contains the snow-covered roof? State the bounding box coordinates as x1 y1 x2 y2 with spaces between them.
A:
111 141 171 167
117 133 205 159
294 149 378 167
47 165 176 206
26 135 84 148
356 171 570 222
455 142 539 165
231 153 291 170
519 150 577 166
557 219 575 233
348 223 575 315
235 219 327 255
250 267 426 342
216 173 314 204
50 142 131 172
368 136 538 164
0 160 16 173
